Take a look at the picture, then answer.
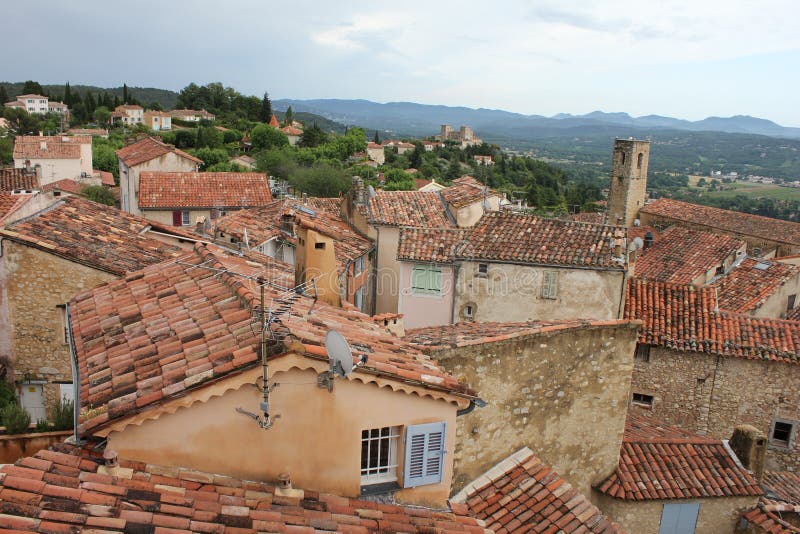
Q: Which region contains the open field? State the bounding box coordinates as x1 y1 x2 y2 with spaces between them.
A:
686 179 800 202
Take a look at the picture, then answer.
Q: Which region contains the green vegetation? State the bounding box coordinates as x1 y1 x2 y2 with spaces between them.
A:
82 185 116 206
1 403 30 434
50 397 75 431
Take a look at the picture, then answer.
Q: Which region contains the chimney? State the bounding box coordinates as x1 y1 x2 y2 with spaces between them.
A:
352 176 366 206
280 212 296 236
729 425 767 481
275 472 304 498
644 231 655 249
613 229 624 257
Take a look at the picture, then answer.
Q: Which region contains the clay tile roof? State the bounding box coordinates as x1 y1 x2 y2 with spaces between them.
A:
407 319 637 351
269 114 280 127
16 93 47 99
305 196 343 213
96 169 115 186
214 199 285 244
742 503 800 533
597 413 763 501
41 178 86 195
714 258 800 313
634 226 745 284
290 203 373 269
787 305 800 321
0 192 31 222
640 198 800 247
466 211 626 269
764 472 800 506
70 244 473 433
13 135 84 160
440 176 498 209
625 278 800 364
0 445 489 533
453 447 624 533
398 227 470 263
281 125 303 135
0 196 183 275
138 172 273 209
569 211 606 224
0 167 39 191
116 136 202 167
367 190 454 227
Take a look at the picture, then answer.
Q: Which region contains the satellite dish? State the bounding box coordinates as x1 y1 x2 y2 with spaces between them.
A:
367 185 377 199
629 237 644 251
325 330 354 377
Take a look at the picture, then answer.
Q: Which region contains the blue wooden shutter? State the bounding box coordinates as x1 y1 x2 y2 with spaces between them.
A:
659 503 700 534
403 421 446 487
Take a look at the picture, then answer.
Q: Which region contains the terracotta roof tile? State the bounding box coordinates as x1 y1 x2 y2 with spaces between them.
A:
41 178 85 195
0 446 488 533
406 319 637 351
1 196 183 275
397 227 470 263
70 244 473 433
453 447 623 533
367 190 454 227
569 211 606 224
634 226 745 284
741 503 800 533
13 135 89 160
597 413 763 501
0 167 39 191
139 172 272 209
116 137 202 167
440 176 498 209
625 279 800 364
0 192 32 223
715 258 800 313
640 198 800 247
763 472 800 506
281 125 303 135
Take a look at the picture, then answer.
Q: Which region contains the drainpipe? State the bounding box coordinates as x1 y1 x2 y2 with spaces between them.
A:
65 303 82 444
457 397 487 416
616 267 628 320
450 263 461 324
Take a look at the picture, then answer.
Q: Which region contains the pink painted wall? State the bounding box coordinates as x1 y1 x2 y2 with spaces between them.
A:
398 261 454 330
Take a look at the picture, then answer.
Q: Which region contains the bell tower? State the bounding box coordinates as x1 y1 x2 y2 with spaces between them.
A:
607 138 650 227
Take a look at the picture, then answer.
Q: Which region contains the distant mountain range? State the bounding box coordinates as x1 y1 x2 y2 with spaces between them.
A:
273 99 800 141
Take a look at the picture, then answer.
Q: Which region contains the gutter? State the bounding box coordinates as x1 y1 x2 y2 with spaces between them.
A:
65 303 82 444
457 397 487 416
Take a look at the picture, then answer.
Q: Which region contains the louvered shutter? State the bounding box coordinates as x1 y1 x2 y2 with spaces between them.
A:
403 421 446 487
542 271 558 299
172 210 182 226
431 267 442 294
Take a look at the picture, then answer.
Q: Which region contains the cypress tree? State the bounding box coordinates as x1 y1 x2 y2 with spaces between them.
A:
373 130 380 144
122 83 129 104
0 85 8 104
260 92 272 123
63 82 72 106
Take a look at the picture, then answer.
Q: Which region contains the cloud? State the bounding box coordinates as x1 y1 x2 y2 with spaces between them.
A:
311 13 403 51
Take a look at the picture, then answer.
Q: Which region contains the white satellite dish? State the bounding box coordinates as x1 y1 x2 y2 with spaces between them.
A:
629 236 644 251
325 330 354 377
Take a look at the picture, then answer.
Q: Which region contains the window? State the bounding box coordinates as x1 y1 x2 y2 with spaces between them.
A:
634 344 651 362
412 264 442 295
210 208 219 220
477 263 488 275
403 421 446 488
659 503 700 534
632 393 654 408
637 152 644 169
788 294 797 313
361 426 400 485
541 271 558 299
771 419 795 448
181 210 190 226
354 286 366 311
315 242 326 249
464 305 474 318
620 151 626 166
354 256 365 276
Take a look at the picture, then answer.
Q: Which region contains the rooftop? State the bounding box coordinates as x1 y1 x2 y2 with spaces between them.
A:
70 244 473 433
715 258 800 313
41 179 86 195
0 192 31 223
440 176 498 209
452 447 623 533
597 413 762 501
116 136 202 168
640 198 800 247
397 227 470 263
0 167 39 191
625 279 800 364
12 135 89 160
138 172 273 209
367 190 454 228
0 445 488 533
634 225 746 284
1 196 183 276
763 471 800 506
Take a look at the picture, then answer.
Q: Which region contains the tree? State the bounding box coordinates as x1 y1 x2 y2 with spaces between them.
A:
82 185 115 206
0 85 8 104
63 82 72 107
260 92 272 122
299 123 327 148
284 106 293 126
290 164 350 197
3 107 41 135
446 158 462 180
148 100 163 111
92 143 118 179
84 91 96 115
373 130 380 144
93 106 111 126
250 123 288 150
21 80 44 95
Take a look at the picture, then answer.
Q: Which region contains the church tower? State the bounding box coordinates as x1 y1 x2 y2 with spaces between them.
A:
607 138 650 227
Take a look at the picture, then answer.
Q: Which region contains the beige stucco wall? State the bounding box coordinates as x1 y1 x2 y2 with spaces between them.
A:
427 322 638 500
106 362 460 508
595 494 758 534
120 152 198 216
397 261 455 329
453 260 625 323
375 226 401 314
141 208 213 228
17 158 82 186
749 274 800 319
453 196 500 228
0 241 115 412
296 227 339 306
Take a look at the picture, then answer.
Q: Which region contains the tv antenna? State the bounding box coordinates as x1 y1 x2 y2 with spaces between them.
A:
317 330 367 392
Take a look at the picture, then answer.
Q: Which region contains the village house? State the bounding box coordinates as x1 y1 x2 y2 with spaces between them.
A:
47 101 69 116
68 243 479 508
137 171 272 228
473 155 493 166
169 108 216 122
437 125 483 148
422 140 442 151
440 176 502 227
229 154 256 169
280 124 302 146
0 445 490 533
116 136 202 216
713 258 800 319
0 166 40 194
639 197 800 258
0 196 191 422
405 318 639 500
142 110 172 131
211 198 374 312
452 447 623 532
111 104 144 125
7 94 49 114
382 140 416 155
414 177 446 192
633 225 747 285
595 413 762 534
366 141 385 164
626 278 800 472
12 135 93 186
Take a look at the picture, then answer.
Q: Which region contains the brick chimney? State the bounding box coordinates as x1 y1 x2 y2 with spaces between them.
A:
729 425 767 481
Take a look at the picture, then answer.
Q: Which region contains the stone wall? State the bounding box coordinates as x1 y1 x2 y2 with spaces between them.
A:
607 139 649 227
631 345 800 470
0 241 115 412
595 493 758 534
427 321 639 499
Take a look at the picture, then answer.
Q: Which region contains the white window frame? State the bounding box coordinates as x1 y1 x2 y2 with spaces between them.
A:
361 426 401 485
181 210 190 226
354 286 366 311
354 255 365 276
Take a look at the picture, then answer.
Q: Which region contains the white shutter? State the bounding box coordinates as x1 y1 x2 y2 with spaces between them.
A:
403 421 446 487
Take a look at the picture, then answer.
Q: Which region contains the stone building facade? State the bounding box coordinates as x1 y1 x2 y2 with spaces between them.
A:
607 138 650 227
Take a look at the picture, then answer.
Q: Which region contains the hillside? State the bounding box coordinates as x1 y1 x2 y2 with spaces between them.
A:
1 82 180 109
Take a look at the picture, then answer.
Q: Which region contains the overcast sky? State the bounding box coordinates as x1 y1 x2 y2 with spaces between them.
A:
4 1 799 125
